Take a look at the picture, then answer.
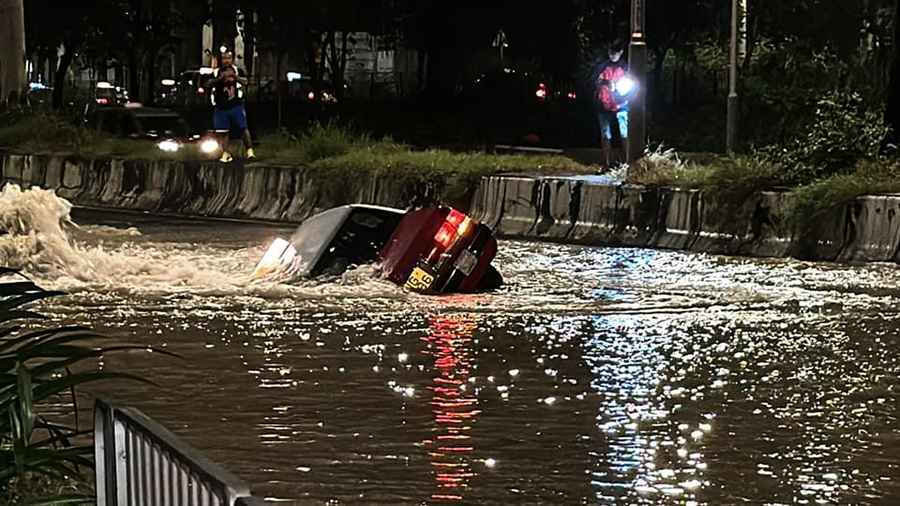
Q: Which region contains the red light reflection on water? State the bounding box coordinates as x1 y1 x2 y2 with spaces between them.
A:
421 315 480 502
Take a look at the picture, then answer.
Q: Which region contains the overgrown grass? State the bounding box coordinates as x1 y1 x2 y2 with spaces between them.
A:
629 145 900 233
627 146 785 194
0 114 594 184
788 159 900 230
309 146 589 206
0 113 180 160
257 122 405 165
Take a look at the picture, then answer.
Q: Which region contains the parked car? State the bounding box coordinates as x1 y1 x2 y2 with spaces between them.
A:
253 204 502 293
85 105 223 157
176 69 216 107
25 83 53 110
93 82 129 106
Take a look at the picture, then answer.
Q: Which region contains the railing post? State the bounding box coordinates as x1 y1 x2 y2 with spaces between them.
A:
94 398 118 506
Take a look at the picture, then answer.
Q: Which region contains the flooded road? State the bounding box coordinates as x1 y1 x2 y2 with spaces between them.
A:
12 195 900 504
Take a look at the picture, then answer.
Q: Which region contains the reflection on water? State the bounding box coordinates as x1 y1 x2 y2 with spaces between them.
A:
20 210 900 504
422 315 479 502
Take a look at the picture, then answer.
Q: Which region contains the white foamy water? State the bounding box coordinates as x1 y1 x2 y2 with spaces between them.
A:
5 182 900 317
0 184 400 301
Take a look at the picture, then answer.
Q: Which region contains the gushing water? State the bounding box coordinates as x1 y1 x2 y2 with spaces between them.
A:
0 184 403 301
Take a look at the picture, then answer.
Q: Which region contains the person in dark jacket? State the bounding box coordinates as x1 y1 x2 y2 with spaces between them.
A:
211 51 255 162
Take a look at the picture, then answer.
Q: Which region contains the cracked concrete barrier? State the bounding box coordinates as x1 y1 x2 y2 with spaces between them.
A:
838 195 900 262
0 152 437 224
654 188 703 251
533 178 581 240
471 175 541 238
691 191 793 257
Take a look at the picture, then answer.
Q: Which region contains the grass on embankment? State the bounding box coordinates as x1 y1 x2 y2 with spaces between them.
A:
0 113 591 174
258 123 591 203
0 113 171 160
628 146 900 231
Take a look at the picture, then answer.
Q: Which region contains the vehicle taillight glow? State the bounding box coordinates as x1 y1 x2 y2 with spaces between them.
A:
536 83 547 99
434 209 475 250
446 209 467 227
435 222 457 249
96 98 109 104
457 217 472 237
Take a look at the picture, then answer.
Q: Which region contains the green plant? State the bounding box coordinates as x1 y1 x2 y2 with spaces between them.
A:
787 159 900 232
762 91 888 184
0 269 170 504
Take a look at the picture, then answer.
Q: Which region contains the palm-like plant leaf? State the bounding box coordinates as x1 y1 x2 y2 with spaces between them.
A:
0 268 167 503
25 495 95 506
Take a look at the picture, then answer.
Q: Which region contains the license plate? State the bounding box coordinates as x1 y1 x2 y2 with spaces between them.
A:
454 250 478 276
405 267 435 292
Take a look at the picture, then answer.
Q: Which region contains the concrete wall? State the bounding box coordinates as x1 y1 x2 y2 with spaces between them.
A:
6 151 900 264
471 175 900 263
0 152 438 223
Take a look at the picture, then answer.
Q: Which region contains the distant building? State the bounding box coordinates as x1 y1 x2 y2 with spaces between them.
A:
329 32 420 98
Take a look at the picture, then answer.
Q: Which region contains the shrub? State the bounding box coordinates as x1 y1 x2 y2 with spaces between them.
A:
762 91 888 184
787 159 900 231
0 269 170 504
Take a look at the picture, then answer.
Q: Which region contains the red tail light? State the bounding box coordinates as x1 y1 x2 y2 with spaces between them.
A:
96 98 109 104
434 222 456 249
434 209 476 250
446 209 467 227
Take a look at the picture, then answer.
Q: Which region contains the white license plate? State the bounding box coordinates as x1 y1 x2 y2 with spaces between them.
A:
454 250 478 276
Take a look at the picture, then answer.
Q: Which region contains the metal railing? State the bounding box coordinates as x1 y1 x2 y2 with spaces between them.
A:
95 398 262 506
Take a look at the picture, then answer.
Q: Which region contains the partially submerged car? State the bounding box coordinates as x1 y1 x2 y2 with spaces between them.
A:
253 205 502 294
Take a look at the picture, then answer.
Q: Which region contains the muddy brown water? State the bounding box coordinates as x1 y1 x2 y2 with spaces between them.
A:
27 210 900 504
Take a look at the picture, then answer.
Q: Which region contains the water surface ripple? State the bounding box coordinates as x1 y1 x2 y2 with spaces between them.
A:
26 211 900 504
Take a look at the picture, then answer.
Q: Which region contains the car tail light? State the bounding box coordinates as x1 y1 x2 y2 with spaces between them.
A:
197 87 205 94
434 222 457 249
96 98 109 104
446 209 467 227
433 209 475 250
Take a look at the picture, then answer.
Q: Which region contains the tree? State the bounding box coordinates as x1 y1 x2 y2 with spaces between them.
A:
885 0 900 143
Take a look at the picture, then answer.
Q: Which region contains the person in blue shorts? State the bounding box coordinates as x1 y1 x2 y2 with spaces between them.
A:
211 51 255 162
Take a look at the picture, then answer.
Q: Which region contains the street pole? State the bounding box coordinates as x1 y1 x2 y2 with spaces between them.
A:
627 0 647 163
726 0 740 153
0 0 26 107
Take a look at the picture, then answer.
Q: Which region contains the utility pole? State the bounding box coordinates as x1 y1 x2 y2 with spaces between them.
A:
0 0 26 107
726 0 745 153
627 0 647 162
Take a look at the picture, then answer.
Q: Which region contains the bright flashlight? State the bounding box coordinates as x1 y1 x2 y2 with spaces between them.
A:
200 138 220 154
614 76 637 96
157 139 181 152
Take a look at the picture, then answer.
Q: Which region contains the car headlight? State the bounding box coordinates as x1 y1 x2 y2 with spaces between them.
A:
157 139 182 152
253 238 297 278
200 138 220 154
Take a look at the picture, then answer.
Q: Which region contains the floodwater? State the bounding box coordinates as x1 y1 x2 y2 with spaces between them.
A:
5 186 900 504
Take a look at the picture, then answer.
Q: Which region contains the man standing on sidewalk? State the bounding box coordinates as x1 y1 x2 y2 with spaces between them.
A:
211 50 255 162
595 44 630 168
